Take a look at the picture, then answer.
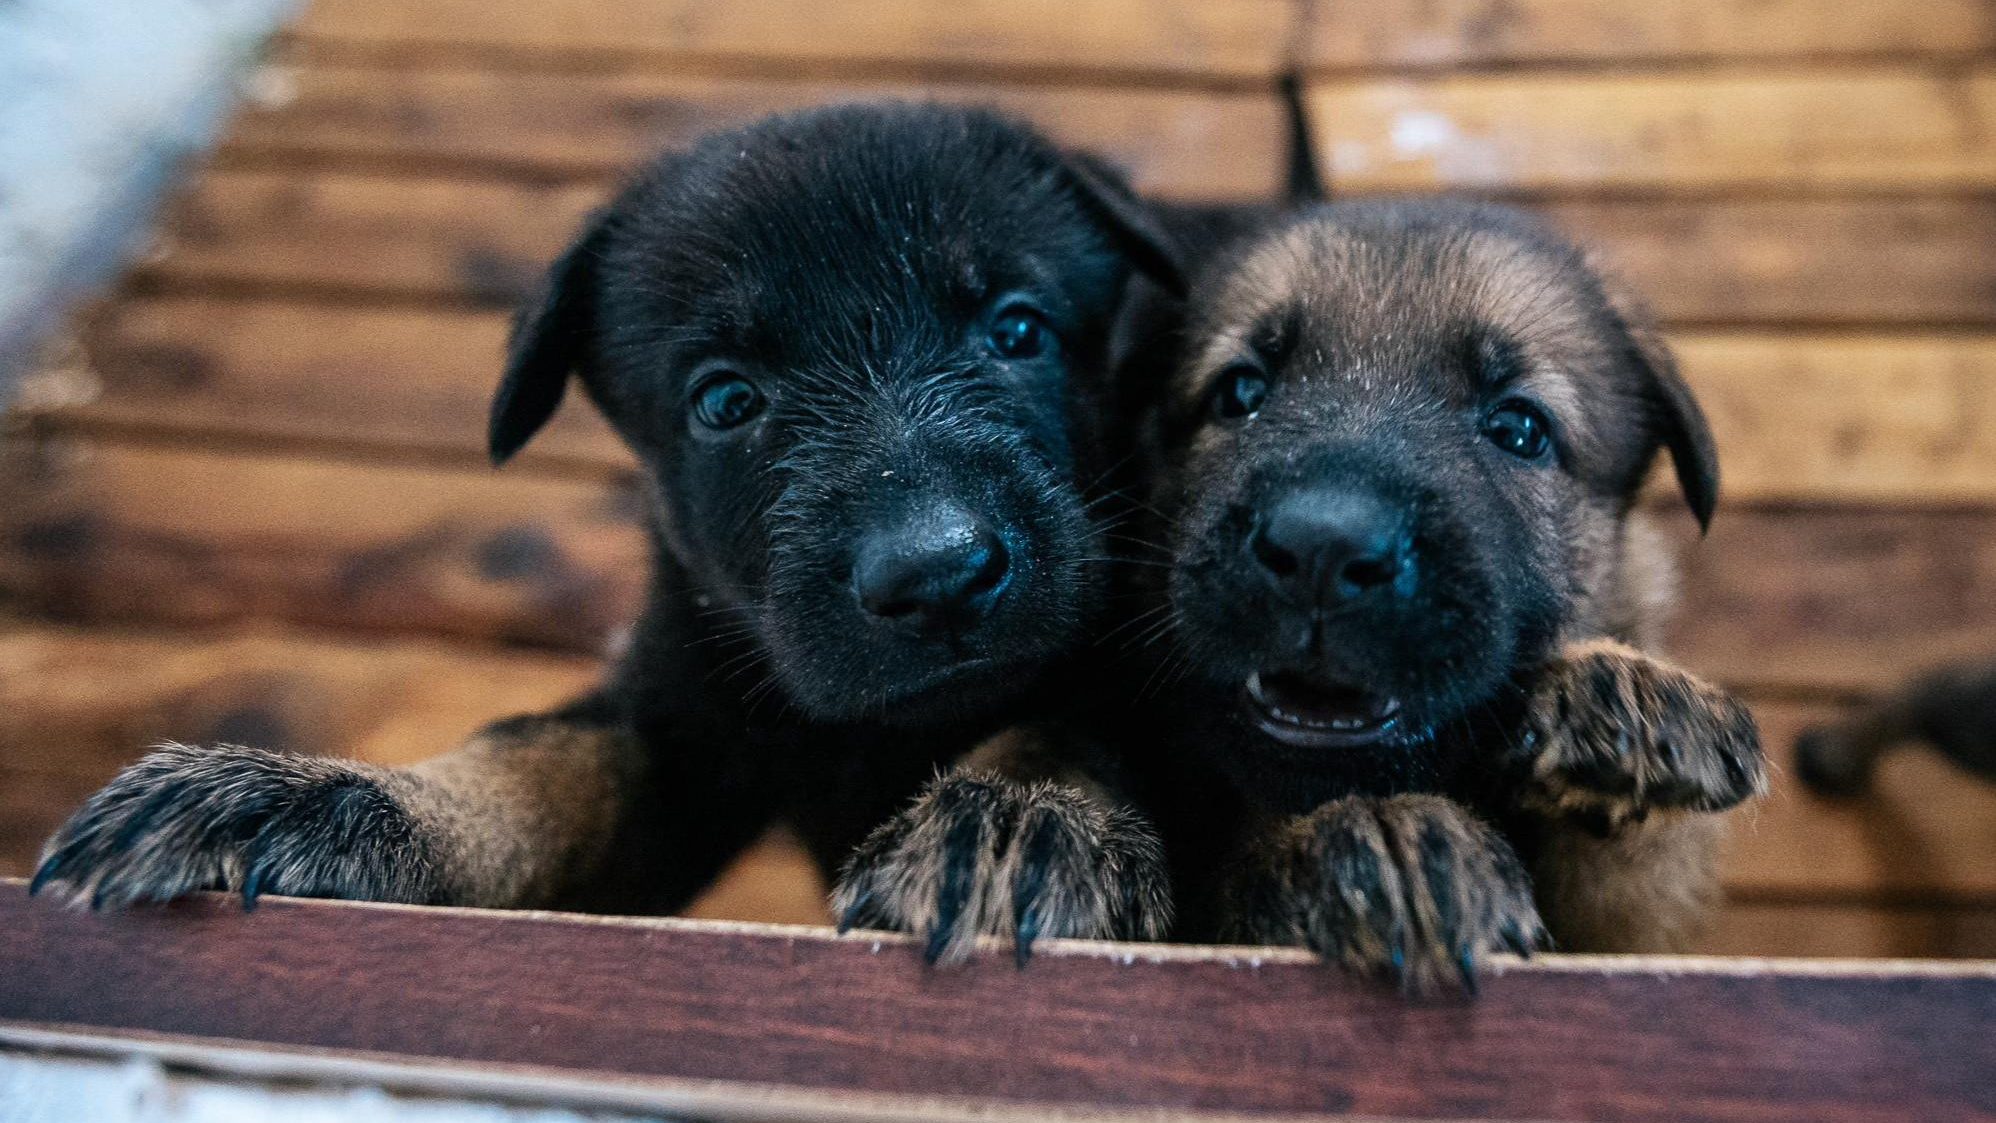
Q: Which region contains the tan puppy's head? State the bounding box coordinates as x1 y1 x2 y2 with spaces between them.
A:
1133 199 1717 804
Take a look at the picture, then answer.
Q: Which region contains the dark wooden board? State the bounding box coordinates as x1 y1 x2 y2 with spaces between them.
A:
0 886 1991 1122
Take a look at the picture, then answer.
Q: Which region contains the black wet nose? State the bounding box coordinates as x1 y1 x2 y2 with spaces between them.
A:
1250 487 1408 602
853 504 1011 635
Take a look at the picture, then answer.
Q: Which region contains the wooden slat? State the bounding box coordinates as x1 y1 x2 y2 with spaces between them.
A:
44 298 1996 502
142 172 600 303
1679 333 1996 504
137 170 1996 327
4 887 1993 1123
56 298 624 468
219 66 1285 198
1309 69 1996 191
0 437 646 649
1305 0 1996 69
1665 507 1996 695
1538 197 1996 327
287 0 1294 78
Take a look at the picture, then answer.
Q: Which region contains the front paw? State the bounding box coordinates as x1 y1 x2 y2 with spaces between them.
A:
32 743 439 909
1228 794 1546 993
1520 640 1765 832
831 772 1171 966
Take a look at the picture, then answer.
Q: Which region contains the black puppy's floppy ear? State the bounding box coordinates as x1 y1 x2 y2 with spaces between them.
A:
489 208 613 465
1060 154 1187 298
1607 289 1720 532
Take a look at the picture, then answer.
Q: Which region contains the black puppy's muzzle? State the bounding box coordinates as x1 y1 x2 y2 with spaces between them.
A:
852 501 1013 636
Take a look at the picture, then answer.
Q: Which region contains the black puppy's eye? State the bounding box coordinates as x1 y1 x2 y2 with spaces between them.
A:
986 306 1052 360
1482 399 1552 460
691 372 765 431
1210 364 1269 421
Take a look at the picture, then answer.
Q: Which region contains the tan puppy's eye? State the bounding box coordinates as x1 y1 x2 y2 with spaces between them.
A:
1209 364 1269 421
1481 399 1552 460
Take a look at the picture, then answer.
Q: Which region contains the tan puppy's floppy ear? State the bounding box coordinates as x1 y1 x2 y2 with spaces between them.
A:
489 207 614 465
1060 154 1187 297
1599 275 1720 532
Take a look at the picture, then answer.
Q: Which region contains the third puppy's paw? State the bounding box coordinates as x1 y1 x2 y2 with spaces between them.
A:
831 772 1171 966
1520 640 1765 833
1228 794 1546 994
32 743 439 909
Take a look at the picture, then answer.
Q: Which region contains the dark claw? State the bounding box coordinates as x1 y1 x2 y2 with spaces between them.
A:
835 889 869 935
924 805 985 965
1457 946 1479 995
1013 909 1040 969
241 865 264 911
28 854 60 897
922 921 954 966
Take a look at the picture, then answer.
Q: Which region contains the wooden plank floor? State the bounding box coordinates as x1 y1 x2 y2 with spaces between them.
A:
3 0 1994 958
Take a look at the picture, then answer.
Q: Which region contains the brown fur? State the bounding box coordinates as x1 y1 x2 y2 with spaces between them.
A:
1224 794 1544 993
34 706 648 911
1098 198 1766 979
831 730 1171 964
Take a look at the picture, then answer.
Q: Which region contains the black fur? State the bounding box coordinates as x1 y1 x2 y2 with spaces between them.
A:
34 101 1182 916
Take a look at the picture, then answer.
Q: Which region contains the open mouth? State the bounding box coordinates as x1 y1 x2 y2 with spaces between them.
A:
1243 671 1403 749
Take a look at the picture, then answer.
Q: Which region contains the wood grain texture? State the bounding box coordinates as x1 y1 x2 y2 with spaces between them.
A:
219 65 1286 197
2 887 1992 1122
289 0 1295 78
0 436 646 649
136 169 1996 328
1537 198 1996 327
1678 333 1996 504
1303 0 1996 69
55 297 626 468
1309 69 1996 191
1664 507 1996 695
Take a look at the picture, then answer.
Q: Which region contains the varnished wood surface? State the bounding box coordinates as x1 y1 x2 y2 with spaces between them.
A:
2 885 1992 1123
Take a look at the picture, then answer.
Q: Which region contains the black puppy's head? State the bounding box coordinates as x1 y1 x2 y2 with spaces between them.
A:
493 102 1180 725
1141 199 1715 784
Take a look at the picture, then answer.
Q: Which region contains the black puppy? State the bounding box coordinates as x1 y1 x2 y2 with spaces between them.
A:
33 102 1181 929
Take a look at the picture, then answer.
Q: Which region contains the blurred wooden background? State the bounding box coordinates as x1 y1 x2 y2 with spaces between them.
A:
1 0 1993 956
